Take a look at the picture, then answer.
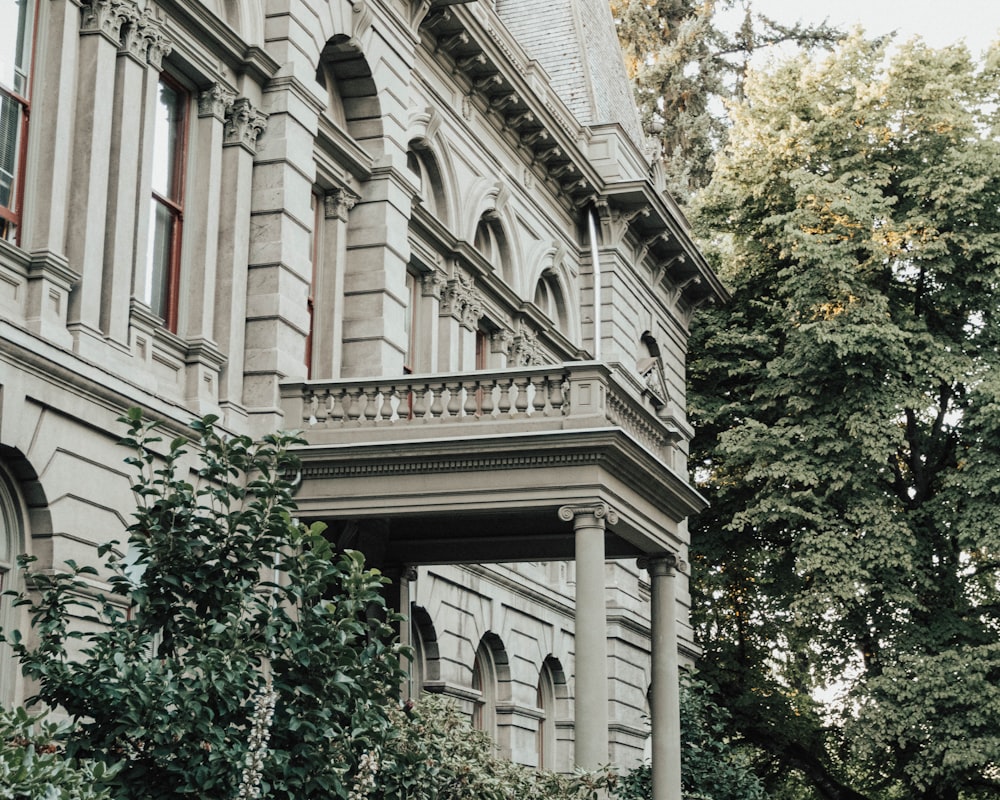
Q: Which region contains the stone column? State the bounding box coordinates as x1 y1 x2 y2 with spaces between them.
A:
101 6 157 345
23 0 82 348
311 188 359 379
558 502 617 769
216 97 267 422
67 0 133 357
643 554 683 800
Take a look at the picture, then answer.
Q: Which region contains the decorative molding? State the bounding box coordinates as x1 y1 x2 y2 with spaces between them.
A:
490 328 514 355
324 187 361 221
509 327 540 366
301 450 605 480
557 502 619 528
198 84 236 120
223 97 268 152
421 269 447 300
440 270 483 329
80 0 133 41
144 25 172 70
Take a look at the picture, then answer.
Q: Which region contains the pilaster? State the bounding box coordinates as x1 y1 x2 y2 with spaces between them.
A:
216 97 267 423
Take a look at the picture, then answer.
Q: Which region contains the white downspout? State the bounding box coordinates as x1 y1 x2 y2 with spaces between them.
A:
588 207 602 360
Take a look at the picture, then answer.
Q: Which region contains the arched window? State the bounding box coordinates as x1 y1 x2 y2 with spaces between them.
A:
474 214 511 280
471 640 497 736
533 270 568 330
0 468 24 705
536 659 558 770
406 144 448 223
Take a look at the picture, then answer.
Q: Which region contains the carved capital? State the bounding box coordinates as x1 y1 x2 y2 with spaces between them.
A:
198 84 236 120
637 553 684 577
324 187 360 221
116 4 147 60
558 503 619 528
440 270 482 329
510 327 540 366
421 269 447 300
80 0 133 41
223 97 268 151
145 26 173 70
490 328 514 355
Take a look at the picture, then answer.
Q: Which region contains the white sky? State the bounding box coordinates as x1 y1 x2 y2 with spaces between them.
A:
722 0 1000 56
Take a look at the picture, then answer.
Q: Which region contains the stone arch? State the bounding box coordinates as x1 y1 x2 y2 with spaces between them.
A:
471 630 512 741
410 602 441 694
536 654 570 770
221 0 265 46
529 241 577 337
406 107 456 227
316 34 384 151
467 180 520 292
0 447 49 706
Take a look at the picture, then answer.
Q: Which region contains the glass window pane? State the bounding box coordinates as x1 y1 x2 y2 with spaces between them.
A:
0 0 31 95
146 199 176 318
151 81 185 199
0 92 19 209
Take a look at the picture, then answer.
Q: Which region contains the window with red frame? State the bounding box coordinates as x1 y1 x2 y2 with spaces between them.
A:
0 0 35 244
144 75 188 331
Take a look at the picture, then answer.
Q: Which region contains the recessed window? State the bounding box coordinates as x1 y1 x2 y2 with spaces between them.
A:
0 0 35 244
0 470 23 705
144 75 189 332
534 271 567 329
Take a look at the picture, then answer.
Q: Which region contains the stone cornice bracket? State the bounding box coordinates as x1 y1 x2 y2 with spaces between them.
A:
223 97 268 153
80 0 134 42
636 553 686 576
323 187 361 222
636 232 667 265
652 252 686 287
489 92 519 113
408 0 432 31
421 8 453 34
198 84 237 121
558 503 620 528
435 30 467 54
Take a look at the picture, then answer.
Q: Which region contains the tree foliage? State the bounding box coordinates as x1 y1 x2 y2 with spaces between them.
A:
689 33 1000 800
610 0 840 200
1 410 405 800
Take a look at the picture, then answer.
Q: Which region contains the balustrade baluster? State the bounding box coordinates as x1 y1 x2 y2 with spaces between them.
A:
412 385 428 421
347 389 363 424
465 381 480 417
304 390 318 426
531 376 547 415
548 375 565 415
497 378 512 416
513 376 530 416
429 382 445 420
328 389 345 426
378 386 394 422
446 382 463 419
480 379 496 418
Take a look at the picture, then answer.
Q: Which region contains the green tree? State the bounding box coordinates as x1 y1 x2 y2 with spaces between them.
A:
1 411 405 800
689 33 1000 800
610 0 840 201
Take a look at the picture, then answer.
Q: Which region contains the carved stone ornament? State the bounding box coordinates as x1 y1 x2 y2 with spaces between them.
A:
198 84 237 121
490 328 514 355
440 270 483 329
80 0 134 41
557 502 619 528
223 97 268 152
324 187 361 221
510 327 540 366
145 26 173 70
421 270 447 300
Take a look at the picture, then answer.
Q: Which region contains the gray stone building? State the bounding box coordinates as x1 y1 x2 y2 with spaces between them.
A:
0 0 725 796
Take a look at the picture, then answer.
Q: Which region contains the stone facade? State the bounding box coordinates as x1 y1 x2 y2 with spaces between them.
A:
0 0 726 786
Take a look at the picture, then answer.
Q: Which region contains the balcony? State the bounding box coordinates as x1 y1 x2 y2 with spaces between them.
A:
280 361 706 565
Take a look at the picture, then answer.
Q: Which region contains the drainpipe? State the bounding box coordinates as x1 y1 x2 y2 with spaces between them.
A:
588 206 602 361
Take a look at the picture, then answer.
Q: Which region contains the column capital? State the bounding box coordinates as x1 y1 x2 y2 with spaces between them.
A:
637 553 685 577
324 187 361 221
223 97 268 152
198 84 237 121
80 0 133 42
558 502 618 527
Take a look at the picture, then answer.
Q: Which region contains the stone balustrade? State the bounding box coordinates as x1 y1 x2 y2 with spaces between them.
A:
280 361 687 466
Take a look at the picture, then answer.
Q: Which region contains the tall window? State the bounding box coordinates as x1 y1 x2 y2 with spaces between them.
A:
404 270 419 374
305 190 322 376
0 0 35 244
144 75 188 332
536 661 558 770
471 642 496 736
